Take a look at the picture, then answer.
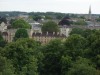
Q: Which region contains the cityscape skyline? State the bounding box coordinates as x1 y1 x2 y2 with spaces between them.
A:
0 0 100 14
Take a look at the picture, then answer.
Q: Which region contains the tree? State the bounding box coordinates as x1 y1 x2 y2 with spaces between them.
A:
70 28 93 38
41 39 64 75
33 15 42 21
70 28 84 36
0 55 15 75
67 57 97 75
11 19 31 29
61 55 72 75
56 15 63 20
0 33 7 47
3 38 41 75
64 34 87 60
42 21 60 33
73 20 87 25
14 28 29 41
86 30 100 69
83 29 93 38
45 16 53 20
10 19 16 25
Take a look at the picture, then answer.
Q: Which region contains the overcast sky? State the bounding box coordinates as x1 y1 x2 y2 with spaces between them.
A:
0 0 100 14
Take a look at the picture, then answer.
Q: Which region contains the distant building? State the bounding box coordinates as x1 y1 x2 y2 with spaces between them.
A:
58 16 72 37
2 29 66 44
32 32 66 44
2 29 33 42
29 22 42 33
60 25 71 37
0 22 7 32
2 29 17 42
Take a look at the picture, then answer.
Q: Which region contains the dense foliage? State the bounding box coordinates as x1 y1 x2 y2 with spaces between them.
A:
0 33 7 47
73 20 87 25
14 28 29 41
11 19 31 29
1 28 100 75
42 21 60 33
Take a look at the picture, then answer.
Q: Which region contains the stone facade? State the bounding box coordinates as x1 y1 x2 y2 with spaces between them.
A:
32 32 66 44
60 26 72 37
0 22 7 32
2 29 34 42
2 29 66 44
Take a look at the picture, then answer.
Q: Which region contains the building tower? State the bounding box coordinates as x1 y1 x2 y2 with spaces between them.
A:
88 5 92 20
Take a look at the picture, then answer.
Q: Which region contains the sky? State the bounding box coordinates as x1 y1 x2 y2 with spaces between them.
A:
0 0 100 14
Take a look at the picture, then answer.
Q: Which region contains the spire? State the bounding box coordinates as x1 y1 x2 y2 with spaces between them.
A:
89 5 91 14
88 5 92 20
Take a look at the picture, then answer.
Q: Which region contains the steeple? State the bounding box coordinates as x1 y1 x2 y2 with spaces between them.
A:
88 5 92 20
89 5 91 14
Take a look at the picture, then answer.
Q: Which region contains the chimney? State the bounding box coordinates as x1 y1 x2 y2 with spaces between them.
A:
53 32 55 35
46 31 48 35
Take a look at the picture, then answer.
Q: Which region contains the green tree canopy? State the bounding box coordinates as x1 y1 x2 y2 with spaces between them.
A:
41 39 64 75
11 19 31 29
0 33 7 47
14 28 29 41
70 28 93 38
3 38 41 75
61 55 72 75
64 34 87 60
70 28 84 36
42 21 60 33
67 57 97 75
73 20 87 25
0 55 15 75
32 15 42 21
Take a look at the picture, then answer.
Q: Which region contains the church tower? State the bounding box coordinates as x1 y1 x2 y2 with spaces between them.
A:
88 5 92 20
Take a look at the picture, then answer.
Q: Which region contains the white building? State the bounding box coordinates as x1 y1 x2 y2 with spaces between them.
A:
60 25 71 37
0 22 7 32
29 22 42 33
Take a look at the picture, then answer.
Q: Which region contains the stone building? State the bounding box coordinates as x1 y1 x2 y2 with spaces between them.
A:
0 22 7 32
60 25 72 37
2 29 33 42
2 29 66 44
29 22 42 33
32 32 66 44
